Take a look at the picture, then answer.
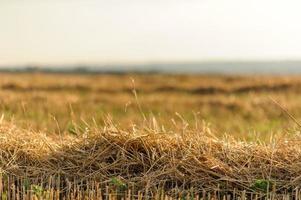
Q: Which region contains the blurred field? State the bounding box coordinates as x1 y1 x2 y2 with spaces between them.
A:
0 73 301 140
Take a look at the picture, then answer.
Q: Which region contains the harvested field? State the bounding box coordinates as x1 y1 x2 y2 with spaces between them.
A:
1 120 301 199
0 73 301 199
1 73 301 139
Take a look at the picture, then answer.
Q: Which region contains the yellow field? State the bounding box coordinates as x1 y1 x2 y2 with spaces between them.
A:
1 73 301 140
1 73 301 199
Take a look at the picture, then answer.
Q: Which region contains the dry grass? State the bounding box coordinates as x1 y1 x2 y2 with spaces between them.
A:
1 73 301 139
1 73 301 198
1 118 301 198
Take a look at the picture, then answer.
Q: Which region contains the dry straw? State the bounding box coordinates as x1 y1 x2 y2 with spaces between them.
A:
0 119 301 199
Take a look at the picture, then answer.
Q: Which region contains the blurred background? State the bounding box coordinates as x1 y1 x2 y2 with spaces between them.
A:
1 0 301 140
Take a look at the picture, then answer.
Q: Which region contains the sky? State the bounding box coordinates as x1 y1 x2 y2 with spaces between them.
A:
1 0 301 66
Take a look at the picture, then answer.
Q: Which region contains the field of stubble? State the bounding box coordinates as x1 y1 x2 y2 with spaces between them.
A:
1 73 301 199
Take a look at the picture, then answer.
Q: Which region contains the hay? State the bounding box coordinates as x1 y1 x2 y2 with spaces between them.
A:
0 121 301 195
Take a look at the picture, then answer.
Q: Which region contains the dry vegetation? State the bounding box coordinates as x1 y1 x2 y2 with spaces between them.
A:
1 73 301 139
1 73 301 199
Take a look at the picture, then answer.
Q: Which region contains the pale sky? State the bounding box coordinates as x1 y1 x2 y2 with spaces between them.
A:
1 0 301 66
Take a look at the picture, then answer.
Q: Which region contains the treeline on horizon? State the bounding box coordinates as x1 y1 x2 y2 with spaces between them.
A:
1 60 301 74
0 66 162 75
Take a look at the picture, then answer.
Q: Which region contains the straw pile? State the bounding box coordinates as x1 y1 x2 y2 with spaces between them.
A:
0 121 301 194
